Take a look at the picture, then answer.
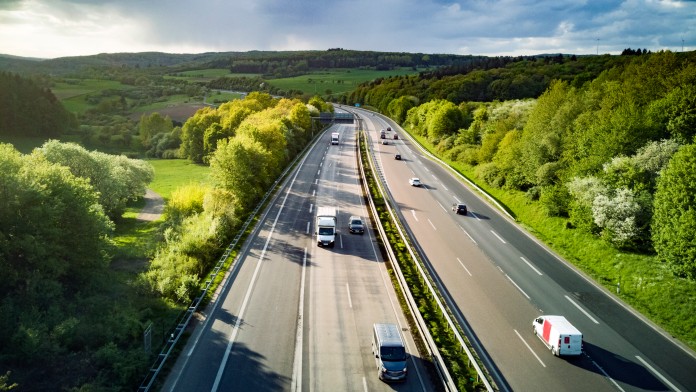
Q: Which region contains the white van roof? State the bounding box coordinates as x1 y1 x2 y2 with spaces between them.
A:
540 315 582 335
373 323 404 346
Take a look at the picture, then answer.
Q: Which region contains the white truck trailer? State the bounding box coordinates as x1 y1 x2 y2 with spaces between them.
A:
316 206 337 247
532 315 583 356
331 132 340 145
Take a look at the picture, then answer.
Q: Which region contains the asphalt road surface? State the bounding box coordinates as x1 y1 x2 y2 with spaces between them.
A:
161 123 436 391
351 107 696 392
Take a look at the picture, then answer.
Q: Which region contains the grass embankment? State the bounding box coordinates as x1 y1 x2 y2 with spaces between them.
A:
407 132 696 351
358 132 486 391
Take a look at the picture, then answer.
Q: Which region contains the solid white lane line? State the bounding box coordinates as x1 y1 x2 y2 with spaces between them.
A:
291 248 308 392
490 230 506 244
564 295 600 324
514 329 546 367
211 166 298 392
520 256 543 276
635 356 681 392
456 257 472 276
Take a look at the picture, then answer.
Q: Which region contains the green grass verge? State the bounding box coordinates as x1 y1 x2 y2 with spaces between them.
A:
407 132 696 350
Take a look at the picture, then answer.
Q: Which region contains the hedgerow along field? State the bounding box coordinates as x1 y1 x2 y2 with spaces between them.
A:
268 67 426 97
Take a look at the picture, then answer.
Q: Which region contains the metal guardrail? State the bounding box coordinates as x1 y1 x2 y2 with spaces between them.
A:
357 127 495 392
137 124 331 392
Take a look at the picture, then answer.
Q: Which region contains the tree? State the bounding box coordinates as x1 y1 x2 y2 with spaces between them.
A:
138 112 173 148
209 136 272 213
652 144 696 279
36 141 154 218
648 85 696 144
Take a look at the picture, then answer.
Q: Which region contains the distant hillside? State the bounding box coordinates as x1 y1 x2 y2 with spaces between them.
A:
0 49 492 78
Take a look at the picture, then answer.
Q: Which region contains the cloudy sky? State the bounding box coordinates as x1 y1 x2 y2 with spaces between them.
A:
0 0 693 59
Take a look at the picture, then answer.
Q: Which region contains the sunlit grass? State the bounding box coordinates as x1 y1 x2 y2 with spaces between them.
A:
146 158 211 200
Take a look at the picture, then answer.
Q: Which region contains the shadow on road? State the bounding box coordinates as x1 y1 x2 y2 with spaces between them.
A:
569 341 669 391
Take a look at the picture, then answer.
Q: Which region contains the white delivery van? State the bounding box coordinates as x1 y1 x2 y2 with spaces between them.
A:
532 315 583 356
331 132 340 145
315 206 337 247
372 323 409 382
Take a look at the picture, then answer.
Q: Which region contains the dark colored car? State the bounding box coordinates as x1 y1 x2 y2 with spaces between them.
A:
393 134 399 140
395 154 401 160
349 215 365 234
452 203 467 215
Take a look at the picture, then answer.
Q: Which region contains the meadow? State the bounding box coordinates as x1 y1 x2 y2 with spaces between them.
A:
268 67 424 96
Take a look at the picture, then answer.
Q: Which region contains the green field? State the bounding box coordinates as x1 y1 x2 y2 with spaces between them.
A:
147 158 212 200
268 68 424 96
165 69 260 83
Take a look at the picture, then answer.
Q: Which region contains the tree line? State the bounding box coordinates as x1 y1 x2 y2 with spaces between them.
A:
147 92 325 302
0 71 77 137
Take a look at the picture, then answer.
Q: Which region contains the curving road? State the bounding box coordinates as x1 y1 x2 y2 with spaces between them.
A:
161 123 436 391
349 107 696 392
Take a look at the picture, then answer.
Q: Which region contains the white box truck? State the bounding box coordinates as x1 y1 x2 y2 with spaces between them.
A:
532 315 583 356
331 132 340 145
316 206 337 247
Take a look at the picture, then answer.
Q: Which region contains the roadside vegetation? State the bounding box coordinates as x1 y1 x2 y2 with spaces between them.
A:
1 47 695 390
360 50 696 349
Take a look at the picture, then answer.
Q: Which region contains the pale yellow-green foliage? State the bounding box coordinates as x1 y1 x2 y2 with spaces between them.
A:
166 183 209 219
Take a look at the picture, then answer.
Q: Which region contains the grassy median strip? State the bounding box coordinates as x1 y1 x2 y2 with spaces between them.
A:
358 132 487 391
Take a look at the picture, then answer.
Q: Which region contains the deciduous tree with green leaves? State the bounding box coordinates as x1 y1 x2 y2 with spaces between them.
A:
652 144 696 279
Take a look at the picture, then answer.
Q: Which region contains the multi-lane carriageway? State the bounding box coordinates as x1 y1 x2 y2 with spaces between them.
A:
163 122 434 391
162 108 696 392
354 107 695 392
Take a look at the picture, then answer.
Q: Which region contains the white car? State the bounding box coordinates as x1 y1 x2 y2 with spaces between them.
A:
409 177 422 187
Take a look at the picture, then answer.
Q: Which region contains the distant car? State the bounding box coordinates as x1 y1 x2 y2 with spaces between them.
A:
380 133 386 139
382 139 389 145
348 215 365 234
393 134 399 140
452 203 467 215
395 154 401 160
409 177 422 187
387 126 392 132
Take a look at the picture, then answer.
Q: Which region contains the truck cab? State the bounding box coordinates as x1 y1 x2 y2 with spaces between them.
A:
316 206 337 247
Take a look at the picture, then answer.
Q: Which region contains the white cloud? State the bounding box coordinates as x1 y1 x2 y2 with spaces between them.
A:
0 0 693 58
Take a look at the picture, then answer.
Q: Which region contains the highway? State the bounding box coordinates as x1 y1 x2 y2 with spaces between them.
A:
161 123 435 391
352 107 696 392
